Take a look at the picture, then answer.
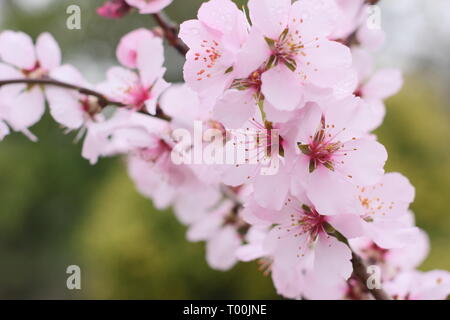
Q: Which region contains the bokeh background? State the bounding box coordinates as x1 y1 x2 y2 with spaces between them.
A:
0 0 449 299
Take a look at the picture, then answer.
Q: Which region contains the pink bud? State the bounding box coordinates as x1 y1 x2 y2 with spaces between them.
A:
96 0 131 19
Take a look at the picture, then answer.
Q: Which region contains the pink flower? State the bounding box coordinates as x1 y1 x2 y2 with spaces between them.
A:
179 0 249 105
125 0 173 14
350 225 429 281
116 28 154 69
244 195 353 285
0 31 61 135
244 0 355 111
46 65 101 130
329 173 418 249
289 97 387 215
81 109 169 164
97 0 132 19
352 48 403 131
187 200 243 271
385 270 450 300
331 0 365 40
216 115 292 210
98 36 169 114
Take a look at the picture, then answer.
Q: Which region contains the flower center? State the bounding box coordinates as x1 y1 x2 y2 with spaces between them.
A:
231 69 263 92
265 28 305 71
285 203 326 242
22 62 48 80
126 84 150 109
298 118 346 173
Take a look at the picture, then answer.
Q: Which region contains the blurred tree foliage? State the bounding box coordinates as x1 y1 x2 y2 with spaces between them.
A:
0 0 449 299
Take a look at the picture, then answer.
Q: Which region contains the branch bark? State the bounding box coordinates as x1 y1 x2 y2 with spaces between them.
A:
326 225 391 300
0 77 172 121
0 77 124 108
351 251 391 300
152 12 188 56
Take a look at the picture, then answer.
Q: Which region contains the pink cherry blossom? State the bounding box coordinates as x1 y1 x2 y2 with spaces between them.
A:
179 0 249 105
187 200 243 271
0 31 61 134
289 97 387 215
352 48 403 131
244 194 353 285
125 0 173 14
46 65 101 130
328 172 418 249
0 1 446 301
245 0 355 110
81 109 169 164
97 0 132 19
350 225 429 282
98 36 169 114
385 270 450 300
116 28 155 69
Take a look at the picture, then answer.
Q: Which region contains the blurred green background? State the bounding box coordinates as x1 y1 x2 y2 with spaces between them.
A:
0 0 449 299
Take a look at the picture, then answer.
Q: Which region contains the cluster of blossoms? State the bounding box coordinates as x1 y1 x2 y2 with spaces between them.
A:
0 0 449 300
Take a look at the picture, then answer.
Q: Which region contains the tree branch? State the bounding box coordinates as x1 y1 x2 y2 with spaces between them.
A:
0 77 172 121
350 251 391 300
326 224 391 300
152 12 188 56
0 77 124 108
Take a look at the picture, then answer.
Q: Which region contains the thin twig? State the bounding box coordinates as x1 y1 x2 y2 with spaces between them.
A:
0 77 124 107
152 12 188 56
0 77 172 121
326 224 391 300
351 251 391 300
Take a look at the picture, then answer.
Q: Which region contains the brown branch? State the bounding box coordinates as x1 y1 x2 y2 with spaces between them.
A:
152 12 188 56
325 224 391 300
0 77 124 108
0 77 172 121
351 251 391 300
